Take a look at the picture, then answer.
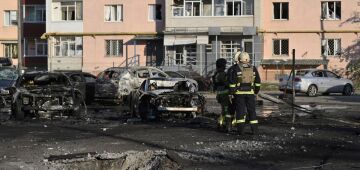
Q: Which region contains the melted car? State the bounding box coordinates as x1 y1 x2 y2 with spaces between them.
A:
0 67 18 114
129 77 205 120
12 72 87 120
95 66 198 103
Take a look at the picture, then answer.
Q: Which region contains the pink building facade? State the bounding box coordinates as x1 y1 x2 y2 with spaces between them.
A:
0 0 18 66
260 0 360 82
82 0 165 75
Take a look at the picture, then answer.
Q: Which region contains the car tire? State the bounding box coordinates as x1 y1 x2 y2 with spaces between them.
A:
342 84 353 96
13 101 25 120
73 94 87 119
307 85 318 97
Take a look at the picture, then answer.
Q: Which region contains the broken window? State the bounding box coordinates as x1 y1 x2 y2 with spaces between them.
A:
54 37 83 57
61 1 82 21
273 39 289 56
173 0 184 16
322 39 341 56
220 41 241 65
105 40 123 57
4 11 17 26
214 0 225 16
104 5 123 22
148 4 162 21
322 1 341 20
273 2 288 20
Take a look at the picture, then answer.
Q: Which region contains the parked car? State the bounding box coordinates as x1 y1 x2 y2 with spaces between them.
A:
12 71 87 120
63 71 97 104
128 77 205 120
0 67 18 114
0 57 12 67
165 70 212 91
95 66 198 103
279 69 354 96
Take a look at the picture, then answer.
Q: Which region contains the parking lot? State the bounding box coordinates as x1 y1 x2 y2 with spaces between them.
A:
0 91 359 169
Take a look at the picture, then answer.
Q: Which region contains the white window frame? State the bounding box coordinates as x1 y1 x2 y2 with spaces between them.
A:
54 37 83 57
60 1 83 21
185 0 203 16
323 39 341 56
321 1 341 20
4 10 17 26
148 4 162 21
23 5 46 23
273 2 289 20
104 5 123 22
273 39 289 56
105 40 123 57
225 0 245 16
3 43 18 59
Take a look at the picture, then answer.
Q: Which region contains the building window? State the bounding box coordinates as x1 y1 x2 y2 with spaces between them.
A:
4 44 18 59
185 0 201 16
105 40 123 57
61 1 82 21
24 5 46 22
104 5 123 22
273 2 288 20
54 37 83 57
321 1 341 20
4 11 17 26
25 39 47 56
273 39 289 56
226 0 244 16
148 4 162 21
220 40 242 65
322 39 341 56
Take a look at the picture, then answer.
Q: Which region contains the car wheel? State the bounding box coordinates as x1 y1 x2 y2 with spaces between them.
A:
139 98 157 121
307 85 318 97
342 84 353 96
13 101 25 120
73 94 87 119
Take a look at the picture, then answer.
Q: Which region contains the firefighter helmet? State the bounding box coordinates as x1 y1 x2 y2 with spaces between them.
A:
237 52 250 63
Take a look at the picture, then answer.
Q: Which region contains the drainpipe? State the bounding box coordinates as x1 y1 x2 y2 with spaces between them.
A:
17 0 23 73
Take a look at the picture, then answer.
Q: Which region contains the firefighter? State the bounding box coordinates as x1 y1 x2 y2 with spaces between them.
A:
227 52 261 135
212 58 231 131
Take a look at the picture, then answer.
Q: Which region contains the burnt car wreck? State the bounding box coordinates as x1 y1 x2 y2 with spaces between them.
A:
0 67 18 115
12 72 87 120
129 78 205 120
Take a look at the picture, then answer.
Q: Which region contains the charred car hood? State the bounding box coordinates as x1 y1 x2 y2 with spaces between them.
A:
19 86 72 95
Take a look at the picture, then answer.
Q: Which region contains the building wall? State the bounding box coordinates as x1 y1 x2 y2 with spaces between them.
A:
82 0 165 74
261 0 360 82
45 0 83 33
0 0 18 65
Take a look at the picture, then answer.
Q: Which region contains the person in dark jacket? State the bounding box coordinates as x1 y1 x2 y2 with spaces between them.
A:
227 52 261 134
212 58 232 131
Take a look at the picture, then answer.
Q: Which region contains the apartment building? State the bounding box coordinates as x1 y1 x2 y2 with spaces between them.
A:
44 0 165 74
23 0 47 69
163 0 263 76
0 0 18 66
260 0 360 82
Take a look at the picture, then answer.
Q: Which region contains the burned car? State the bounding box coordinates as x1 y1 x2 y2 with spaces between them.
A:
63 71 97 104
95 66 198 104
0 67 18 114
128 77 205 120
12 72 86 120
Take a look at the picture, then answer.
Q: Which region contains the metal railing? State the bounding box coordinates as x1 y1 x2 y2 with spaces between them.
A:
165 26 245 34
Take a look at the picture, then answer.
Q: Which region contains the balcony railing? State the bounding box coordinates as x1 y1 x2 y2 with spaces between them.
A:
165 26 245 33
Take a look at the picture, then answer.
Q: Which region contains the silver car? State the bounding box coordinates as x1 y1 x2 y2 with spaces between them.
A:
279 69 354 96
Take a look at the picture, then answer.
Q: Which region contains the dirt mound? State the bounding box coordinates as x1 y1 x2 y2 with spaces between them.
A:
45 150 180 170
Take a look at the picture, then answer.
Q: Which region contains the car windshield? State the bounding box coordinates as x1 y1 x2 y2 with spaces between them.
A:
20 74 69 87
296 70 310 76
0 68 18 81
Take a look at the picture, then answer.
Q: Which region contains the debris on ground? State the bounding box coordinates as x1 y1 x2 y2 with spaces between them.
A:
45 150 180 170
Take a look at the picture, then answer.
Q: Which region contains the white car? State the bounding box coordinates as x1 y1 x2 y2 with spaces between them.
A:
279 69 354 96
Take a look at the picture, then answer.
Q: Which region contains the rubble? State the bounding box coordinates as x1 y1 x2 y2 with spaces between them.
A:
45 150 180 170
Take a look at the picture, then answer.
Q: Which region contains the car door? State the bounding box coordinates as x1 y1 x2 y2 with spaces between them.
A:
69 73 86 99
310 71 327 93
95 70 119 99
83 73 96 103
324 71 344 93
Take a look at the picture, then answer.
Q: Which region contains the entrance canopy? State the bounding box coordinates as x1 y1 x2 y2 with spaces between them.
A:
164 35 208 46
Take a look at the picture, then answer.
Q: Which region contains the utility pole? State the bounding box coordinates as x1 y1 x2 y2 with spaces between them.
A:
17 0 23 74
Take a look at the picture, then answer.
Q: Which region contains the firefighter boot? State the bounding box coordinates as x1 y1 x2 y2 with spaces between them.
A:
250 124 259 135
224 114 233 132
